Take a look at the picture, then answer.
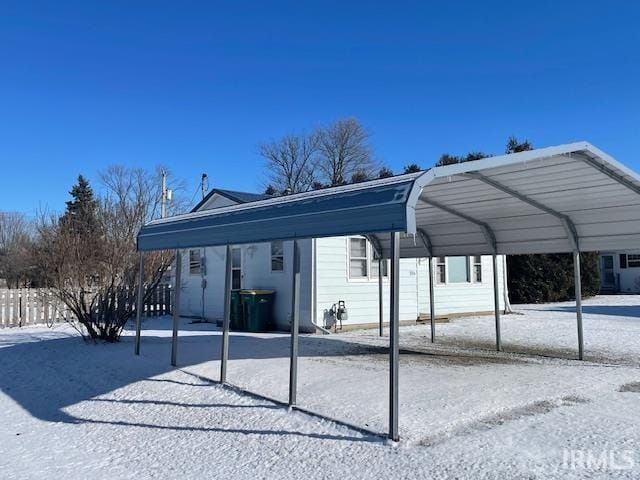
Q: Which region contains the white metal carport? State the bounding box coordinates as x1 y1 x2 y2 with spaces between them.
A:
135 142 640 441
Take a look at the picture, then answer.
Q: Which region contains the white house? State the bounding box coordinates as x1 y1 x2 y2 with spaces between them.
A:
176 189 507 332
599 251 640 293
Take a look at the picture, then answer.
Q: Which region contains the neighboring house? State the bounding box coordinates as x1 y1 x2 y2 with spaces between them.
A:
599 251 640 293
176 188 508 332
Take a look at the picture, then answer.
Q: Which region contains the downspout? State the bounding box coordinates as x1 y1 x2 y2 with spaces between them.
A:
310 238 331 335
201 248 206 320
502 255 513 314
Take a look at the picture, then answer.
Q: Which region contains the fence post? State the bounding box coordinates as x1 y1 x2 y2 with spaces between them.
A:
1 290 6 327
12 290 19 326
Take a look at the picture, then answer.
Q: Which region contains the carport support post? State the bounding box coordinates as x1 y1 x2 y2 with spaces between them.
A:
170 249 182 366
378 258 384 336
428 256 435 343
492 254 502 352
573 250 584 360
289 240 300 406
134 252 144 355
220 245 232 383
389 231 400 441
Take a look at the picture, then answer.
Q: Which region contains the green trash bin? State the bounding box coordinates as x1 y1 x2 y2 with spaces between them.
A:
240 290 275 332
229 290 246 331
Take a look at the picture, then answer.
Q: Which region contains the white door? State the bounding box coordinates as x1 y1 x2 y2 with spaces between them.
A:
231 247 242 290
600 255 615 289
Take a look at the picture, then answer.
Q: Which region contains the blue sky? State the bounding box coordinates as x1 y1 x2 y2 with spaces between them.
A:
1 1 639 215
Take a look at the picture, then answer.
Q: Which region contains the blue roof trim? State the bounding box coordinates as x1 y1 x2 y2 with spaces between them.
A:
138 179 416 251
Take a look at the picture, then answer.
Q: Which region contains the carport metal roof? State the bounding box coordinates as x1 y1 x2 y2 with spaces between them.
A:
135 140 640 442
138 142 640 257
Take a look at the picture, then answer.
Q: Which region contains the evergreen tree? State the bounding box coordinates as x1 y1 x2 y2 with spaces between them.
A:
378 167 394 179
60 175 98 234
350 170 369 183
501 138 599 302
403 163 422 174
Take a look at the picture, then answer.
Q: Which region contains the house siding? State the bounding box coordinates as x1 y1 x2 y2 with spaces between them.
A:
314 236 506 327
177 240 314 332
176 234 506 332
600 250 640 293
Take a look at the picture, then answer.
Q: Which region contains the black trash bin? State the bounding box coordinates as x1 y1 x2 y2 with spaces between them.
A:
240 290 275 332
229 290 246 331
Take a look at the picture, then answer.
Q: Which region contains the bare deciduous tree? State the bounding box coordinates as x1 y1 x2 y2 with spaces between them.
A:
0 212 35 288
259 133 319 194
259 118 383 193
35 167 185 342
316 118 376 186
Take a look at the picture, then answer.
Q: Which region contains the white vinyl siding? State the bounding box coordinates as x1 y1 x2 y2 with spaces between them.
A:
315 237 506 327
178 240 314 332
600 250 640 293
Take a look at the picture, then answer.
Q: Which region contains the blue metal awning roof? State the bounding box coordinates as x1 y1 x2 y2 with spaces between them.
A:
137 142 640 257
137 174 422 251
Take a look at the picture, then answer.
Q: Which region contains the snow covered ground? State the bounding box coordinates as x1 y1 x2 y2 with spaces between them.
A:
1 295 639 479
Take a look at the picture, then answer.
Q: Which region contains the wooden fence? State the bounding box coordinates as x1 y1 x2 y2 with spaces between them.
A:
0 284 172 328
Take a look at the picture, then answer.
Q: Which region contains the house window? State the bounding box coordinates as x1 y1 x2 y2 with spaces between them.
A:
189 249 201 275
271 241 284 272
628 254 640 268
231 247 242 290
472 255 482 283
435 257 446 284
349 238 368 278
448 256 470 283
371 255 389 278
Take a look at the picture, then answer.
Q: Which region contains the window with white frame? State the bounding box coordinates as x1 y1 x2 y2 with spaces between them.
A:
349 238 368 278
628 254 640 268
435 256 480 284
448 256 470 283
189 249 201 275
472 255 482 282
435 257 446 284
347 237 389 280
271 241 284 272
371 254 389 278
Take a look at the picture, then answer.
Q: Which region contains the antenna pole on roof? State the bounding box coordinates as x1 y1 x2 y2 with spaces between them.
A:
201 173 209 199
161 169 167 219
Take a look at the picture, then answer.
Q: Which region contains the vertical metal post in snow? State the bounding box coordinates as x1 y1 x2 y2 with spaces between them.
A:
171 249 182 367
378 258 384 337
428 257 435 343
573 250 584 361
492 254 502 352
389 232 400 441
220 245 232 383
289 240 300 406
134 252 144 355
